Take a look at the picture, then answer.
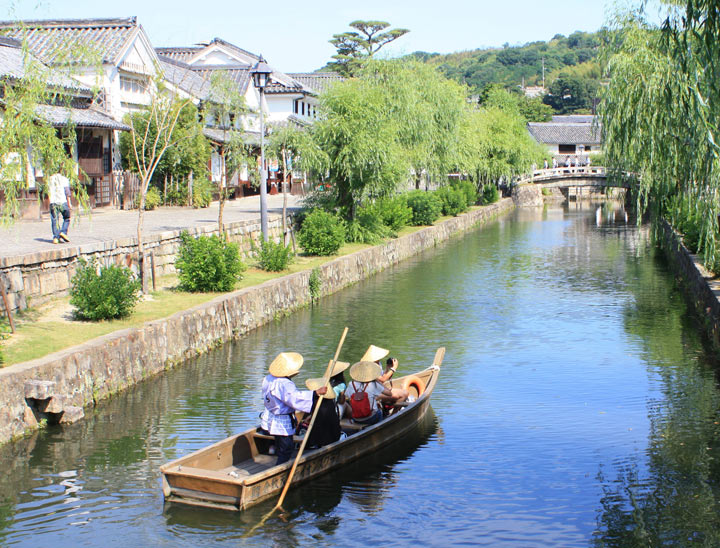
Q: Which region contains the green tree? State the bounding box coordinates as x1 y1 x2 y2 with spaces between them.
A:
0 34 99 222
544 75 599 113
123 76 196 291
328 20 409 76
267 123 326 241
203 71 251 235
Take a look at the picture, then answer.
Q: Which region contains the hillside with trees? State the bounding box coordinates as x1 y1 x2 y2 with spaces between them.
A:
410 31 604 114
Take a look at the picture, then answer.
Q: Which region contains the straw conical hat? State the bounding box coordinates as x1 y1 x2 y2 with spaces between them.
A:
268 352 304 377
305 377 335 399
361 345 389 363
330 360 350 376
349 361 383 383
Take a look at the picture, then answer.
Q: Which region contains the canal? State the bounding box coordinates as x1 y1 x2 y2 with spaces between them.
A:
2 203 720 547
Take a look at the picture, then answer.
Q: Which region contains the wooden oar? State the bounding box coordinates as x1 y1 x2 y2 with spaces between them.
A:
275 325 349 511
245 326 349 535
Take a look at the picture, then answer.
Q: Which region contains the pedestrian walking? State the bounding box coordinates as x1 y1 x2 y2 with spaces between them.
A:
48 172 72 244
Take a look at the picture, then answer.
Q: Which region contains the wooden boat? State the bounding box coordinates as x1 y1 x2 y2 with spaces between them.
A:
160 347 445 511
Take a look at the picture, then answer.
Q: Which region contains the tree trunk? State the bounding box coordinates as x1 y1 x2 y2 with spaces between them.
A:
218 150 226 237
163 174 167 205
137 178 149 294
282 147 288 246
188 171 194 207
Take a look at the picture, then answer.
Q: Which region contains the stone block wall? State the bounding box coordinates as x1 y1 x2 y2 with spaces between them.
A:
0 214 287 313
0 199 513 444
658 220 720 347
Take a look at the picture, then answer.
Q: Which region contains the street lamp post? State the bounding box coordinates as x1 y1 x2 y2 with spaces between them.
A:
251 59 273 242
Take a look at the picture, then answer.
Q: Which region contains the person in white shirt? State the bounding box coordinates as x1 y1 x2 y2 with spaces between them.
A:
47 172 72 244
259 352 327 465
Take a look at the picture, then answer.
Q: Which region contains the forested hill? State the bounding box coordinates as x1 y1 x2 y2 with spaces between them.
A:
409 30 603 93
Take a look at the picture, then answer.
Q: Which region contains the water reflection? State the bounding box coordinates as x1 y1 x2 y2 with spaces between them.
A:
162 412 437 544
2 204 720 546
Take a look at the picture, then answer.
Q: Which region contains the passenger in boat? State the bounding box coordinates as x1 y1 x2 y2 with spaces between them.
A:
329 360 351 419
346 361 394 425
259 352 327 465
304 377 341 448
376 357 409 412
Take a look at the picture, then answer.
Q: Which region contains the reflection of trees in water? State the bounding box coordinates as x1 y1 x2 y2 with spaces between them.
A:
594 246 720 546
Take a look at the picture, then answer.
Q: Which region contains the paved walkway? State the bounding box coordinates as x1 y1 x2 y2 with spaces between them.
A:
0 194 302 259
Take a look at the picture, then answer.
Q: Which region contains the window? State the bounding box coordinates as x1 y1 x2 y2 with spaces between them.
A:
301 102 305 116
558 144 576 154
120 75 147 94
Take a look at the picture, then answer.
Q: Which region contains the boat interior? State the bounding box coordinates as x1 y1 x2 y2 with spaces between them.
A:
166 368 434 481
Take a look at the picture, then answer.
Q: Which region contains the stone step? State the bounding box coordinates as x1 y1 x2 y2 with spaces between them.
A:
59 406 84 424
24 380 56 400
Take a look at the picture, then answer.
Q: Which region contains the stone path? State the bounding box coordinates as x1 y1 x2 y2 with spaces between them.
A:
0 194 301 259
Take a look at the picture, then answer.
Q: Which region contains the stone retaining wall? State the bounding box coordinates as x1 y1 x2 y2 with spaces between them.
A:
658 220 720 347
0 215 287 313
0 199 514 445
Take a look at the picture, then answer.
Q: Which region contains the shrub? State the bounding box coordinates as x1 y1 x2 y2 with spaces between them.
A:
344 205 393 244
135 186 162 210
70 259 141 321
256 238 294 271
298 209 346 255
405 190 442 226
480 184 500 205
374 196 413 232
451 180 479 207
192 177 213 208
175 232 246 291
436 186 468 216
309 267 321 300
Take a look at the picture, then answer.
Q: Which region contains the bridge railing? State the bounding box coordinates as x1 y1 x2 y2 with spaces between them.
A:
514 166 607 185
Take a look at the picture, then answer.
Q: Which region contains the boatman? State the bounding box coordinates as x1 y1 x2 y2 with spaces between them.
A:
259 352 327 465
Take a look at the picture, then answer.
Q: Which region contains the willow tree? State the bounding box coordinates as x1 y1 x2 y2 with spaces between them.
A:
124 76 195 291
203 71 250 235
458 91 548 188
0 36 96 223
599 3 720 268
267 123 326 241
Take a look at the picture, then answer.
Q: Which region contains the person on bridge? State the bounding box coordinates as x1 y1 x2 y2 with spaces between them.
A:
543 159 549 170
552 157 558 169
259 352 327 465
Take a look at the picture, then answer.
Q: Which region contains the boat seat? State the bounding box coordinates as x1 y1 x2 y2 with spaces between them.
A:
340 419 366 431
253 432 303 443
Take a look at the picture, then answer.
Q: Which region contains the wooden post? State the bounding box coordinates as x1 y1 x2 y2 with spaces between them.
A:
150 251 157 292
0 274 16 334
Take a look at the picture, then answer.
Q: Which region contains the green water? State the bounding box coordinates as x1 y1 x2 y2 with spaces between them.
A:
1 203 720 547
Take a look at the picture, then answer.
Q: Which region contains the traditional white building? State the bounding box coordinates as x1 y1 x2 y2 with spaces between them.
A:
0 17 159 207
527 115 602 164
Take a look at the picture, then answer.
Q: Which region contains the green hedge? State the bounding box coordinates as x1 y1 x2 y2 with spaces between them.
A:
70 259 141 321
298 209 346 255
406 190 442 225
175 232 246 291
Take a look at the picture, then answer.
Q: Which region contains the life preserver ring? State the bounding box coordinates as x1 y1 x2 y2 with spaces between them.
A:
401 375 425 398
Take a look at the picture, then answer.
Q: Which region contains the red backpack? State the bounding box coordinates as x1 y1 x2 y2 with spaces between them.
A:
349 381 372 419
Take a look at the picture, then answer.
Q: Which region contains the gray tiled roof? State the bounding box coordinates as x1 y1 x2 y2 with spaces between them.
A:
551 115 595 124
158 57 214 101
286 72 343 93
156 38 260 66
35 103 130 130
527 121 602 145
203 126 260 146
0 41 90 92
189 65 252 95
0 17 138 65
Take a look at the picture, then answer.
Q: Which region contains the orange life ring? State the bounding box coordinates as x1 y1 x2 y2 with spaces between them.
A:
401 375 425 398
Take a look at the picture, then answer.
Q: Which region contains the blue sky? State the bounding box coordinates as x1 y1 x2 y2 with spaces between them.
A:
6 0 630 72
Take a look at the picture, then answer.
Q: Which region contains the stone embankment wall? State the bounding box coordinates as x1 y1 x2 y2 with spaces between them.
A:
0 215 287 313
0 199 514 445
658 220 720 347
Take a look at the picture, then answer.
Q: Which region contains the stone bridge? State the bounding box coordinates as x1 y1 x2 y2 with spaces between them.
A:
514 166 630 189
